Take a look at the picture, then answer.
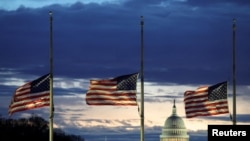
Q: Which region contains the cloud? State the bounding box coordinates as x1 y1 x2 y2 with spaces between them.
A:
1 1 250 85
184 0 250 7
0 0 127 11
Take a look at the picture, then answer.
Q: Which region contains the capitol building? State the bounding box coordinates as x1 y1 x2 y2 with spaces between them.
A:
160 100 189 141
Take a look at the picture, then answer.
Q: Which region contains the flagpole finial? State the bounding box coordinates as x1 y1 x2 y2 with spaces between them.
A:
232 18 236 29
49 11 53 21
233 18 236 23
140 16 144 25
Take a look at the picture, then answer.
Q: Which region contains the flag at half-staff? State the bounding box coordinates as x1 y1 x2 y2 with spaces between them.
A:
184 81 229 118
85 73 139 106
8 73 50 116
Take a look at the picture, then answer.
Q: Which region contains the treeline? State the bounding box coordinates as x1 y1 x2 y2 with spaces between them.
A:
0 115 84 141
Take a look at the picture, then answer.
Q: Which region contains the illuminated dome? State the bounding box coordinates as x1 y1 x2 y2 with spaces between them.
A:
160 100 189 141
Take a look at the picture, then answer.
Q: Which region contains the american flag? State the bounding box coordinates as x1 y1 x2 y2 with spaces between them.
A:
85 73 139 106
184 81 229 118
9 73 50 116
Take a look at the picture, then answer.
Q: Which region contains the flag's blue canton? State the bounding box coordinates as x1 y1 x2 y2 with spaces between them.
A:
208 81 227 101
116 73 138 90
30 74 50 93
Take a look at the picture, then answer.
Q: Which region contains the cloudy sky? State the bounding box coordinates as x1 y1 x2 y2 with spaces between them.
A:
0 0 250 141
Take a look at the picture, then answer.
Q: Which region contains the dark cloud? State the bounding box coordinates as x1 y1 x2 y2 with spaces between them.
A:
185 0 250 7
0 1 249 102
1 1 249 81
123 0 163 7
80 126 207 141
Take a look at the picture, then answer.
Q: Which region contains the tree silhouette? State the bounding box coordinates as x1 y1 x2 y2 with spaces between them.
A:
0 115 84 141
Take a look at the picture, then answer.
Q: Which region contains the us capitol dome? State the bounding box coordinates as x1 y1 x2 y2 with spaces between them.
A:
160 100 189 141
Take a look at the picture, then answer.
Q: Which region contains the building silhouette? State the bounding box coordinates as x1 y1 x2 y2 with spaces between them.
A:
160 100 189 141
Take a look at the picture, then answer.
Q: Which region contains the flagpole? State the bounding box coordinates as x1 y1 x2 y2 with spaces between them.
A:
232 18 236 125
140 16 144 141
49 11 54 141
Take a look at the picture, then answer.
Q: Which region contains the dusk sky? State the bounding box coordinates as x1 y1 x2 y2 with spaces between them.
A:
0 0 250 141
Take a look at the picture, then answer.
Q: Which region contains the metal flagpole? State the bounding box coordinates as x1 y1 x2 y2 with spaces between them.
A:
232 18 236 125
140 16 144 141
49 11 54 141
